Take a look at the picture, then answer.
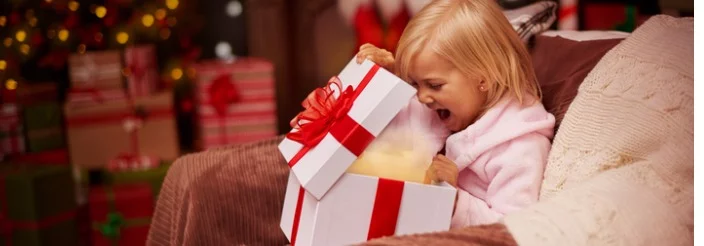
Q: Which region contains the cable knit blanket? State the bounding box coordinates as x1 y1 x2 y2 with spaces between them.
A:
503 15 693 245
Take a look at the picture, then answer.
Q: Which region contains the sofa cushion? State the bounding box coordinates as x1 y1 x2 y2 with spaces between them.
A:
530 34 624 132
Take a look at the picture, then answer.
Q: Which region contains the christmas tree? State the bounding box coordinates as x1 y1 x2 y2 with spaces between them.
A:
0 0 204 98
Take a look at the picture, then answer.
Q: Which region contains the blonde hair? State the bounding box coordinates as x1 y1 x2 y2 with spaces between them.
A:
395 0 541 108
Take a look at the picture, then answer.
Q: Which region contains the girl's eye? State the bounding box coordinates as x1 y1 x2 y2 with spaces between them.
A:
429 83 443 90
409 81 419 88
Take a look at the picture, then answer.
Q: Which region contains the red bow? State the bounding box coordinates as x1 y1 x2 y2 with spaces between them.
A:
207 75 240 116
287 77 355 147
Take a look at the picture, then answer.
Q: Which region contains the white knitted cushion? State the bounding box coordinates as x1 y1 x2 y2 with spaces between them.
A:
503 15 693 246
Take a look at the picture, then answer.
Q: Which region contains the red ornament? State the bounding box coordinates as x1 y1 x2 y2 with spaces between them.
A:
31 32 44 46
64 14 78 29
39 50 70 69
9 12 20 25
180 99 194 113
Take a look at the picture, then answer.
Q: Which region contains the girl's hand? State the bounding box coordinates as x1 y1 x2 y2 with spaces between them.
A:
424 154 459 188
355 43 395 72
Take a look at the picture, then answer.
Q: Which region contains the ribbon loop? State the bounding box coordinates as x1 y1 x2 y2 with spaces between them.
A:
207 74 240 117
287 76 356 148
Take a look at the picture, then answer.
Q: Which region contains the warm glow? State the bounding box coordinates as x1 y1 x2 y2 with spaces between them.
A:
20 44 30 54
94 32 103 42
0 16 6 27
155 9 167 20
3 38 12 47
68 1 80 11
171 68 183 80
78 44 86 54
58 29 69 41
167 17 177 27
95 6 107 18
116 32 129 44
15 30 27 42
142 14 155 27
159 28 171 39
166 0 179 10
0 60 6 70
29 17 38 27
5 79 17 90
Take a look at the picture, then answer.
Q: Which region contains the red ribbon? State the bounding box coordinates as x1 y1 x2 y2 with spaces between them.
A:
288 177 405 245
127 48 152 96
290 186 305 246
68 88 109 103
107 100 159 172
0 168 77 245
286 64 379 167
367 178 404 239
207 74 241 146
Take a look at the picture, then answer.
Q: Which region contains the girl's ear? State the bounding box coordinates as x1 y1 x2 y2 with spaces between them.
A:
478 80 488 92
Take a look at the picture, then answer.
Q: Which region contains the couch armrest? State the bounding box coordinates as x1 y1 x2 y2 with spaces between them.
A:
147 136 290 246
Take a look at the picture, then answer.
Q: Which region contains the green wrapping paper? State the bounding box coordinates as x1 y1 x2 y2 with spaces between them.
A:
22 103 65 152
0 165 78 246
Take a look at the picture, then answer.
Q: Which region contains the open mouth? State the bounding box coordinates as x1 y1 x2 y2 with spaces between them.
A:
436 109 450 121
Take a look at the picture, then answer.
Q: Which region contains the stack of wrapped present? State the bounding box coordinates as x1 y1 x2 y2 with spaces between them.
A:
278 59 457 246
191 58 278 150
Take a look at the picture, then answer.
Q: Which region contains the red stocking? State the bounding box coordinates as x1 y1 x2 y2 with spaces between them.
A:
353 3 385 54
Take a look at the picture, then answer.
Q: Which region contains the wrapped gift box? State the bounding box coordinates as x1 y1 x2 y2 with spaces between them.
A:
192 58 278 150
1 82 58 105
64 91 180 170
124 45 159 98
22 102 65 152
0 165 78 246
88 183 153 246
278 58 416 200
280 172 456 245
68 51 124 90
1 104 25 158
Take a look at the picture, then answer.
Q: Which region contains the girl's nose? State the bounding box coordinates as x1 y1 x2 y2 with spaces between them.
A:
418 88 434 105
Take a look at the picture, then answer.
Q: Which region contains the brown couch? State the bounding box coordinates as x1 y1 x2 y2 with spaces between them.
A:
146 34 625 246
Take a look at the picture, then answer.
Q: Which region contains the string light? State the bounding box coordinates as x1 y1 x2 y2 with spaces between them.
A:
20 44 30 54
3 38 11 47
159 28 171 39
142 14 155 27
171 68 183 80
25 9 35 20
0 60 6 70
95 6 107 18
78 44 86 54
68 1 80 11
15 30 27 42
94 32 103 42
0 16 6 27
187 67 197 79
116 32 129 44
44 0 52 3
5 79 18 90
29 17 38 27
167 17 177 27
58 29 69 41
166 0 179 10
155 9 167 20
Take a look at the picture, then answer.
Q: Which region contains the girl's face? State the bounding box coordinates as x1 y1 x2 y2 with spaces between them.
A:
407 46 488 132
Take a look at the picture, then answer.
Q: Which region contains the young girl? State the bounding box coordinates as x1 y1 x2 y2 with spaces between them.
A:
356 0 555 228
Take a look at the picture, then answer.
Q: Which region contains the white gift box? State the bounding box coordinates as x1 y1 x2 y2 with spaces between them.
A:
278 58 416 200
280 172 457 246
